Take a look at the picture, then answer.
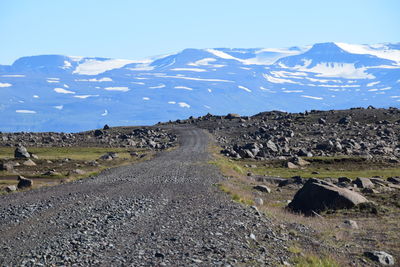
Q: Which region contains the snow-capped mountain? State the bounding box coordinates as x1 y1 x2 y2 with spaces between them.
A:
0 42 399 132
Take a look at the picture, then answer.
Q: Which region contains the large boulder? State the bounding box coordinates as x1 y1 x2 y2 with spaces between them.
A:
354 177 374 189
17 176 33 189
288 178 368 215
364 251 395 265
14 145 30 159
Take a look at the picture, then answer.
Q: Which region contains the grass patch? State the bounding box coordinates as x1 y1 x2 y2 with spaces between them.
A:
0 147 143 161
292 254 340 267
250 166 400 179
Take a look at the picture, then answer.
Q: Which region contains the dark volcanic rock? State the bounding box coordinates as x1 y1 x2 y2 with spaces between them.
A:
17 176 33 189
288 178 368 215
14 145 30 159
364 251 395 265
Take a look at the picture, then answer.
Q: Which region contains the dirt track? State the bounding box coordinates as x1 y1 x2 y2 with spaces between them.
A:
0 127 290 266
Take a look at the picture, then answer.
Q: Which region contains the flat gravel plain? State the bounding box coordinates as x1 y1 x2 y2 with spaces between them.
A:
0 127 290 266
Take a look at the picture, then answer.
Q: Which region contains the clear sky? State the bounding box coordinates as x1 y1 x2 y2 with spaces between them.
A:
0 0 399 64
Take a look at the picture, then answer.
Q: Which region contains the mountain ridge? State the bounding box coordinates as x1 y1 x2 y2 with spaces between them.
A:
0 42 399 132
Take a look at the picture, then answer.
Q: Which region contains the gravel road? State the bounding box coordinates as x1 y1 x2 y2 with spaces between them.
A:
0 127 290 266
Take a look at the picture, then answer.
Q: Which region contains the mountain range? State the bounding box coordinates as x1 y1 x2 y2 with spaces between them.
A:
1 42 399 132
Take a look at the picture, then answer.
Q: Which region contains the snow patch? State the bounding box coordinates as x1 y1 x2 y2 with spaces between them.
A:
16 110 36 114
301 95 323 100
73 59 136 75
171 68 207 72
149 84 166 89
54 88 75 94
76 77 113 82
174 86 193 91
178 102 190 108
188 58 216 66
238 85 252 92
104 87 130 92
0 83 12 87
1 75 25 77
336 42 400 63
73 95 99 99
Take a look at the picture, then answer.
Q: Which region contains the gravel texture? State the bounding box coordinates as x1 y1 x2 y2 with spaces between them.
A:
0 127 290 266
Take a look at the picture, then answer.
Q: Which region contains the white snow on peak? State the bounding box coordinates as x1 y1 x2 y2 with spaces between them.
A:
171 68 207 72
283 90 303 93
76 77 113 82
54 88 75 94
62 60 72 69
104 86 130 92
143 97 150 100
367 81 380 87
174 86 193 91
336 42 400 62
73 59 136 75
178 102 190 108
238 85 252 92
101 109 108 116
301 95 323 100
206 49 240 60
16 110 36 114
263 73 302 84
149 84 166 89
73 95 99 99
54 105 63 110
0 82 12 87
1 75 25 77
188 58 216 66
293 63 375 79
155 74 233 83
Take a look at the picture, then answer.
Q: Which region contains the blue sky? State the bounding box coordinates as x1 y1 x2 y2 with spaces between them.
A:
0 0 399 64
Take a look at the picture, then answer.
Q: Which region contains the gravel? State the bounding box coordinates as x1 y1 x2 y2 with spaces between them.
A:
0 127 290 266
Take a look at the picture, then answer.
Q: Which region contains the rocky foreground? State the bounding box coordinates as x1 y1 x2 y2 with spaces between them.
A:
0 128 304 266
168 107 400 162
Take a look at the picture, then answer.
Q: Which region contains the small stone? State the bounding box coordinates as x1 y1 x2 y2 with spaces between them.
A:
253 185 271 193
254 198 264 206
23 159 36 166
342 219 359 229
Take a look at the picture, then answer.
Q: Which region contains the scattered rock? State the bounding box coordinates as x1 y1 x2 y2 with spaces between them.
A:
14 145 30 159
354 177 374 189
226 113 240 119
17 176 33 189
288 178 369 215
364 251 395 265
254 198 264 206
253 185 271 193
341 219 359 229
23 159 36 166
4 185 17 192
0 161 14 172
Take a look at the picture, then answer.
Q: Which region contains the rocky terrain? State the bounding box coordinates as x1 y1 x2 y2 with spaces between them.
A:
168 106 400 162
0 125 177 149
164 107 400 265
0 128 328 266
0 107 399 266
